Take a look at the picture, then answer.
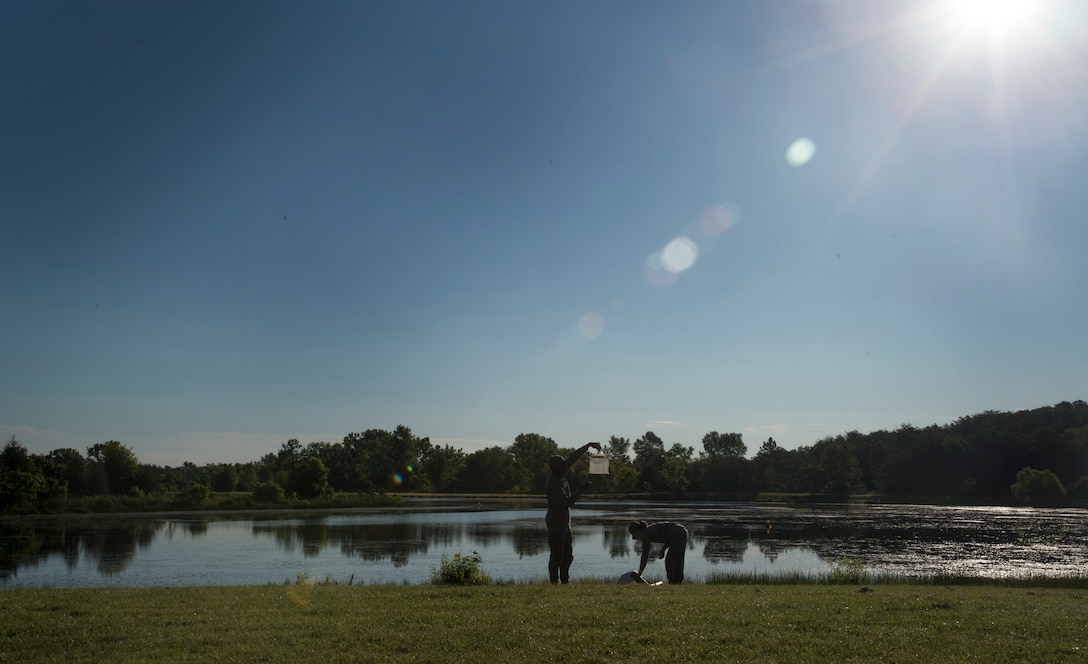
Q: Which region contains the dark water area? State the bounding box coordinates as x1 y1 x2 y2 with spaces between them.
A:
2 501 1085 588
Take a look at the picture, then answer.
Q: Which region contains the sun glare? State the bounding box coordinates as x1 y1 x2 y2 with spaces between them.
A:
940 0 1041 38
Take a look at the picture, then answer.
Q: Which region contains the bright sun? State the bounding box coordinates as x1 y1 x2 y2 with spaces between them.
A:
940 0 1042 39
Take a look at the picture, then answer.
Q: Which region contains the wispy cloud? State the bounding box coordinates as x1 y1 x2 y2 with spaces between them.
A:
744 424 788 439
647 420 681 426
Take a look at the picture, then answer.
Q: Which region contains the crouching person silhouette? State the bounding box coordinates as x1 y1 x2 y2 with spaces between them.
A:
629 520 688 584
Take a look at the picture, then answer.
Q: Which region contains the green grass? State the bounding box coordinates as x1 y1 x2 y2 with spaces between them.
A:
1 583 1085 663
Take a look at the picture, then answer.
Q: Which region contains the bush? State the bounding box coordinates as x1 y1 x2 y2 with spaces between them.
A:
183 483 211 506
430 551 491 585
1010 467 1066 506
253 481 285 504
1066 475 1088 504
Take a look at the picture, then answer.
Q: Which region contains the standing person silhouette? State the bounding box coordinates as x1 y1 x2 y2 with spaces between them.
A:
545 442 601 583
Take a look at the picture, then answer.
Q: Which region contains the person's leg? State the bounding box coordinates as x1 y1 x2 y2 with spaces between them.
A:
547 530 565 583
666 532 687 584
559 531 574 583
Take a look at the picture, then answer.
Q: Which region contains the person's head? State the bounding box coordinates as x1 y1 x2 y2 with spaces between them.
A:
547 455 568 476
628 520 648 539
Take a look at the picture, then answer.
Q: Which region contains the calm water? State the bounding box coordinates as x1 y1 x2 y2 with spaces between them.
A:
2 500 1086 588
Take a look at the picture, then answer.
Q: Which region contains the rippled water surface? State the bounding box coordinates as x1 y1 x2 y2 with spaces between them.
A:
2 501 1085 588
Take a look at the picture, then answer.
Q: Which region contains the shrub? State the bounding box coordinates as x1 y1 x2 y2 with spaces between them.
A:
430 551 491 585
253 481 285 504
1011 467 1066 506
183 483 211 506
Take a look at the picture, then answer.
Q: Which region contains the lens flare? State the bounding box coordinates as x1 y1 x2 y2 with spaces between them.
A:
700 203 740 236
662 236 698 273
578 312 604 339
786 138 816 166
643 251 678 288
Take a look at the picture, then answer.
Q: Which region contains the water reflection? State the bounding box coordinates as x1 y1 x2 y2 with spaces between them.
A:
2 503 1086 588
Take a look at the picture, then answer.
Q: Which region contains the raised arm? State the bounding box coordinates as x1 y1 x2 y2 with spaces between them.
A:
565 442 601 467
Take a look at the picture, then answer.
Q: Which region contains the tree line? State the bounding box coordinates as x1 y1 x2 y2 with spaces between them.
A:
2 401 1087 514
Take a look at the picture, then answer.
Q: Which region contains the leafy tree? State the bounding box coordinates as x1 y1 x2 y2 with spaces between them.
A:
633 431 666 492
818 439 864 494
458 447 527 493
701 431 746 459
293 456 333 499
45 447 88 496
418 442 466 493
752 437 799 492
86 441 140 495
508 433 558 492
0 437 42 512
339 426 427 492
695 432 749 493
210 464 239 492
662 443 694 493
1011 467 1066 506
1 436 33 473
593 436 637 493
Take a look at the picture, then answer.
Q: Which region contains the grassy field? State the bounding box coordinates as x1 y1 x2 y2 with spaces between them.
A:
1 583 1085 663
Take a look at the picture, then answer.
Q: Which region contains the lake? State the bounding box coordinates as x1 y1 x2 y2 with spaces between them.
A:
2 500 1086 588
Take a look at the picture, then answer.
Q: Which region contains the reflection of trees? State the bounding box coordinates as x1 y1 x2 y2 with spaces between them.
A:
756 537 787 563
702 537 746 564
604 524 631 559
510 526 545 558
178 520 209 537
3 513 168 574
254 521 433 566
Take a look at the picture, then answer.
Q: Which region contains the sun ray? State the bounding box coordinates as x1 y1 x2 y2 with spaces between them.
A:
841 33 965 211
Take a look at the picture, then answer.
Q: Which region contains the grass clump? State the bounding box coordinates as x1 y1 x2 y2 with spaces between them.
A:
430 550 491 585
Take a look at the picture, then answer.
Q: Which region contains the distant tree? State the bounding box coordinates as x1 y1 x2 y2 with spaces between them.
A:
508 433 558 493
633 432 666 492
418 442 466 493
293 456 333 499
86 441 140 495
696 432 749 493
700 432 746 459
339 426 427 492
210 464 239 492
0 437 42 512
46 448 88 496
593 436 637 493
662 443 694 493
752 437 791 492
1 436 33 473
818 439 864 494
458 447 527 493
1011 467 1066 506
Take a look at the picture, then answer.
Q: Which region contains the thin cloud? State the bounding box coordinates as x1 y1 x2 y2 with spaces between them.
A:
647 420 681 426
744 424 788 439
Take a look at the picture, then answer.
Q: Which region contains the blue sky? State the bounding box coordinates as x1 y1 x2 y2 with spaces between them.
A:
3 0 1086 466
